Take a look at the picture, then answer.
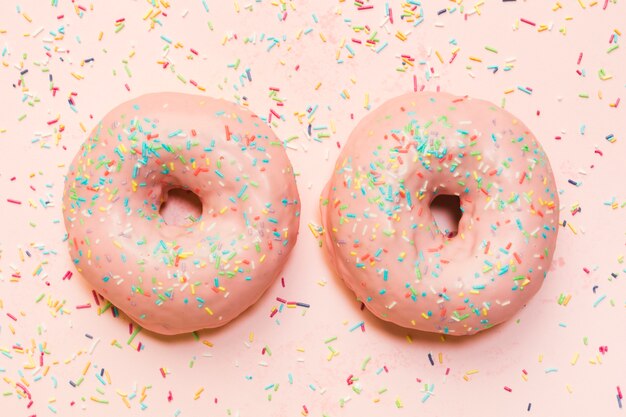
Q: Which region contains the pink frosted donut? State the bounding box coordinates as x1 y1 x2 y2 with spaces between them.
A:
321 92 559 335
63 93 300 335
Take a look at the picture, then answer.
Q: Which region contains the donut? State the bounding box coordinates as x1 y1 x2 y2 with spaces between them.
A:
63 93 301 335
320 92 559 336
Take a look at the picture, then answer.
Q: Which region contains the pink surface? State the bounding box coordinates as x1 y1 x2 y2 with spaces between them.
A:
0 1 625 417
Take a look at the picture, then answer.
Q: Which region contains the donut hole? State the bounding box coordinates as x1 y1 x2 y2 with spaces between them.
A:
159 188 203 226
430 194 462 238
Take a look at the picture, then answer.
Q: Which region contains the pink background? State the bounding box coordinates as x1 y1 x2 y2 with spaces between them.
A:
1 1 624 416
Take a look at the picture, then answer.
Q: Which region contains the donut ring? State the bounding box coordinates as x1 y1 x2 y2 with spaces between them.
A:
321 92 559 335
63 93 300 335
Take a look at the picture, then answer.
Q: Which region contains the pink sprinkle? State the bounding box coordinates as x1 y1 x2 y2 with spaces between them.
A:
7 199 22 205
577 52 583 65
520 18 536 26
92 290 101 306
16 383 31 399
504 386 512 392
7 313 17 321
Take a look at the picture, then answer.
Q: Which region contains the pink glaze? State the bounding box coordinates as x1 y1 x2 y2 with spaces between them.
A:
63 93 300 335
321 92 559 336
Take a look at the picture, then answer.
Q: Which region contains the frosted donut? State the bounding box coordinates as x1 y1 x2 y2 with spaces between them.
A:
321 92 559 335
63 93 300 335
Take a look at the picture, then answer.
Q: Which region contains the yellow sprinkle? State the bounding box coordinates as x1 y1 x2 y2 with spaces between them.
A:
435 50 443 64
194 387 204 399
567 222 577 235
395 31 407 41
308 223 319 238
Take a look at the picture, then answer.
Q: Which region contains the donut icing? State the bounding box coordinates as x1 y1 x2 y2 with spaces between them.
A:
63 93 300 335
321 92 559 335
